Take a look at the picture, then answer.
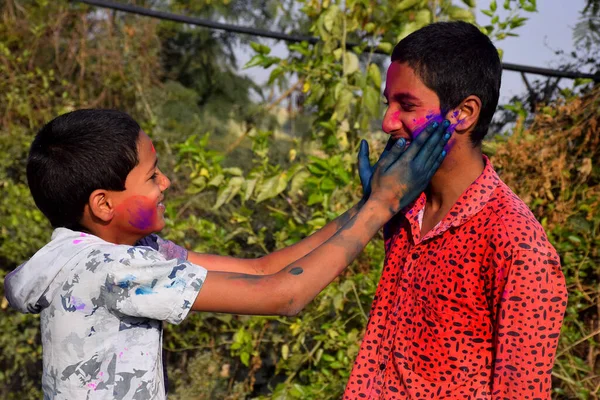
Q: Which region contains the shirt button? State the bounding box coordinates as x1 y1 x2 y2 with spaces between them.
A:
379 363 386 371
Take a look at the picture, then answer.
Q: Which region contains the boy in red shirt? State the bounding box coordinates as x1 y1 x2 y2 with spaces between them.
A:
348 21 567 399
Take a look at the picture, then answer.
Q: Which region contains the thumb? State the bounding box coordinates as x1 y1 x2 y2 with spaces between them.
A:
358 140 371 184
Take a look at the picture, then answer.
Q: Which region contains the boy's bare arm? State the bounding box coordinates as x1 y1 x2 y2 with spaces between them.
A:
186 201 364 275
192 199 392 316
191 119 450 316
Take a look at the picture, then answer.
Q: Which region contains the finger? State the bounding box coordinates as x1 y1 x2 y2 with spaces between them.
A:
358 139 372 185
374 136 396 167
378 137 407 172
414 119 450 165
425 148 447 181
401 119 440 159
423 122 452 168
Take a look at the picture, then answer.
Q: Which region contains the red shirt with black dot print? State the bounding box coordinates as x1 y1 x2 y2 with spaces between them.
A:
344 156 567 400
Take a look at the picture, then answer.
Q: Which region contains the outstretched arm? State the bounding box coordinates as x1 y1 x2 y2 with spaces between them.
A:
191 120 451 316
186 200 364 275
187 137 399 275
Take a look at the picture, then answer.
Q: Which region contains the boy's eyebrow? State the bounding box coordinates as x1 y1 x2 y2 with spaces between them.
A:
147 158 158 175
388 91 421 102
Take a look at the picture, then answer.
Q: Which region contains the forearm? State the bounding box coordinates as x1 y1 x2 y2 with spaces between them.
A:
274 199 390 315
256 199 365 274
192 200 390 316
186 200 365 275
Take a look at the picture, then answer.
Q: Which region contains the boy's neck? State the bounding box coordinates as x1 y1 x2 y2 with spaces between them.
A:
425 145 484 214
80 217 140 246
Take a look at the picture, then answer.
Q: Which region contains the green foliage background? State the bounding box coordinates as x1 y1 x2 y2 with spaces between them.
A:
0 0 598 399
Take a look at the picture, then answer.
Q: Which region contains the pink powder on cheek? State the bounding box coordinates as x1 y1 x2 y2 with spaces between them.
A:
150 142 156 153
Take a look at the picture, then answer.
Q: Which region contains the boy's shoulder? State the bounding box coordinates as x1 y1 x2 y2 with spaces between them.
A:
487 178 557 256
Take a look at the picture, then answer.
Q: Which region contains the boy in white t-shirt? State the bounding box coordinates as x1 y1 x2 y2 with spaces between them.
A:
5 109 450 399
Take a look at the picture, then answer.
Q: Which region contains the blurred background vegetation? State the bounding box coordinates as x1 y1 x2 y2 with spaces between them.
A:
0 0 598 398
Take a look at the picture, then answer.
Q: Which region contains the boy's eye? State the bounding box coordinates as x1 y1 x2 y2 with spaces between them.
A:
150 172 158 180
401 103 415 111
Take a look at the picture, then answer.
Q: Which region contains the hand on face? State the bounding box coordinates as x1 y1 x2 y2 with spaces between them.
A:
359 119 452 214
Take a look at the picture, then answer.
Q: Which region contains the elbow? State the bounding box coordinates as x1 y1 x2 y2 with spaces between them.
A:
272 280 304 317
280 300 303 317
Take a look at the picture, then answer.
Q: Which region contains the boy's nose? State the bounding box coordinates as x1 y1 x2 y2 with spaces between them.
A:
382 109 402 134
160 173 171 190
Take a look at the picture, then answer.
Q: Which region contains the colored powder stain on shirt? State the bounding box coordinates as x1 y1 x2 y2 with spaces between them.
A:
135 286 155 295
70 296 86 310
117 274 137 289
164 277 187 289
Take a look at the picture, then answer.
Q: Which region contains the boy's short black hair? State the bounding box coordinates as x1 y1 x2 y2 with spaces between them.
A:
391 21 502 144
27 109 141 229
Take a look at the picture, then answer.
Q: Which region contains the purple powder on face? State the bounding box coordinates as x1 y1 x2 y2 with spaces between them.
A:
127 199 155 230
412 112 443 140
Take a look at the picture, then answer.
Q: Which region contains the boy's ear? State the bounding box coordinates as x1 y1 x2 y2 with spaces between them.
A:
88 189 115 223
447 95 482 134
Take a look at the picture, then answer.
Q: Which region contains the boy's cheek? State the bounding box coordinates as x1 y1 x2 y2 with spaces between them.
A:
410 112 443 139
115 196 159 230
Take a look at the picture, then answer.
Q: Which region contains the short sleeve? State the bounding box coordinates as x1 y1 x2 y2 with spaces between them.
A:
102 246 207 324
135 234 188 261
492 248 567 398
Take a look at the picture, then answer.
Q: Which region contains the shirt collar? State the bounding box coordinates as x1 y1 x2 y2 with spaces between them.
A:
402 155 500 244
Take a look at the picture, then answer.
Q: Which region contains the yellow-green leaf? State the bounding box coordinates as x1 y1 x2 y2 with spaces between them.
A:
213 177 244 209
396 0 421 12
343 52 359 76
368 63 382 88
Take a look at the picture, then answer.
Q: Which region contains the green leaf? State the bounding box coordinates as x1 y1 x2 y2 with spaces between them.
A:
244 178 258 201
490 0 497 12
333 48 343 60
208 174 224 187
322 5 341 33
343 52 359 76
334 88 354 121
307 192 324 205
222 167 243 176
288 43 311 56
213 177 244 209
414 9 432 27
364 22 376 33
240 352 250 366
289 170 311 197
481 9 494 17
462 0 476 7
376 42 393 53
243 54 264 69
256 173 290 203
250 41 271 55
362 85 380 117
367 63 382 88
320 176 337 192
447 6 475 22
397 21 418 41
268 67 284 85
396 0 421 12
